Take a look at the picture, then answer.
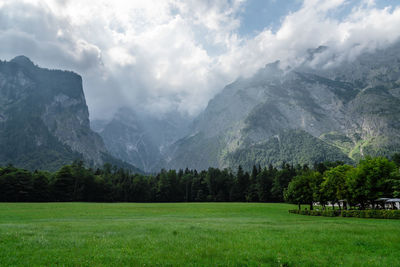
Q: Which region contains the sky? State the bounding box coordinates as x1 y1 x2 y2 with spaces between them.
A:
1 0 400 120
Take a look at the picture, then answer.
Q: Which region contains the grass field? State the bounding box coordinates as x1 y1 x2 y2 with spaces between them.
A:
0 203 399 267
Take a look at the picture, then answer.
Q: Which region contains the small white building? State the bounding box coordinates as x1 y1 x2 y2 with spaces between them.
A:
386 198 400 209
376 198 400 209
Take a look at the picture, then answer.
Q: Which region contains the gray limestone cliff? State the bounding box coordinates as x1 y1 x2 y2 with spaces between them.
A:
0 56 108 170
92 108 189 172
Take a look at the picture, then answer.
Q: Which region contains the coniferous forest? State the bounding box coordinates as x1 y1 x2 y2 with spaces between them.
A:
1 155 399 205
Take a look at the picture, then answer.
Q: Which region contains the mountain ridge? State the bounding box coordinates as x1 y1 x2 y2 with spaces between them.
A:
163 42 400 171
0 56 141 172
4 42 400 173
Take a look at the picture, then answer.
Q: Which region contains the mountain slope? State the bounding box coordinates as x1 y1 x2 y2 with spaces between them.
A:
166 43 400 171
92 108 189 172
0 56 138 171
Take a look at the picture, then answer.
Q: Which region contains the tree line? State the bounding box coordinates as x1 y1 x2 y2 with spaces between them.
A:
285 155 400 210
0 160 300 202
0 155 399 204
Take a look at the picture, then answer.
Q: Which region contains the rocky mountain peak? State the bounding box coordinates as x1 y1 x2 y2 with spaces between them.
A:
10 55 35 68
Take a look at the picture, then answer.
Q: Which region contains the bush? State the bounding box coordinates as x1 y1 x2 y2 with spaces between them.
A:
341 210 360 217
290 209 400 219
310 210 322 216
381 210 400 219
321 210 340 217
300 210 310 215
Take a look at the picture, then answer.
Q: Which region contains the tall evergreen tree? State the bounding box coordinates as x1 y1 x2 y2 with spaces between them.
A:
52 165 75 201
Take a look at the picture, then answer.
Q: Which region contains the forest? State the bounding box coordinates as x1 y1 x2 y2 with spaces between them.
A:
0 155 399 204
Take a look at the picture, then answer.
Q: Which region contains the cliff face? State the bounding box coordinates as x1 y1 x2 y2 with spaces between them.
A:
92 108 190 173
165 43 400 171
0 56 107 170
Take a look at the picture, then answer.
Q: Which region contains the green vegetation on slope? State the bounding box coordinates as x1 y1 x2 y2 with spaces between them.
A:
319 132 354 155
227 130 352 170
0 202 399 267
168 132 226 170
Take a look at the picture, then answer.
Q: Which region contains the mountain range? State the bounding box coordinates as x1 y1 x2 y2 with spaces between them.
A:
163 43 400 171
2 42 400 172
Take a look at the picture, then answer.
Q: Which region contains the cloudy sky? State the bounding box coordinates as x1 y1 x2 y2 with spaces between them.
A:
1 0 400 119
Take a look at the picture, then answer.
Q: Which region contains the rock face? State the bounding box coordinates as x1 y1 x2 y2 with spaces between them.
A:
166 43 400 171
92 108 189 173
0 56 108 170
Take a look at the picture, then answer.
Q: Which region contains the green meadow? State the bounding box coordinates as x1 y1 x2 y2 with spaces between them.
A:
0 203 399 266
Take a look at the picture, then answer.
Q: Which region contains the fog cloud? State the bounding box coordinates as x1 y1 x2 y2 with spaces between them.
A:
0 0 399 119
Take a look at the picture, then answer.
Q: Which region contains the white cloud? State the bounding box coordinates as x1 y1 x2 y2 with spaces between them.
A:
221 0 400 77
0 0 399 119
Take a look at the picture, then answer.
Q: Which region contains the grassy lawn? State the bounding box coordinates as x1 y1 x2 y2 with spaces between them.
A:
0 203 399 266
